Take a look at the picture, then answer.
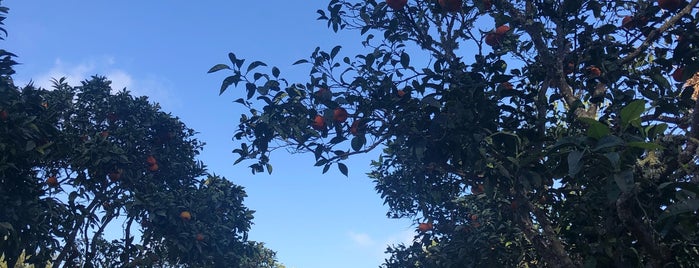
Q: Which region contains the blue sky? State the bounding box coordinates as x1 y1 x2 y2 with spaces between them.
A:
3 1 415 267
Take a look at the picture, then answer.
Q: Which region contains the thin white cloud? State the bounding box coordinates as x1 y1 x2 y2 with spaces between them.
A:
348 231 376 248
22 57 179 109
347 227 417 265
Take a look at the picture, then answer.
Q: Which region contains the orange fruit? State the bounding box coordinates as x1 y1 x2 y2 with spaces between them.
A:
312 115 326 131
495 25 510 35
500 81 513 90
148 163 159 172
470 214 479 221
333 107 349 123
621 16 635 29
418 222 433 232
196 233 205 241
485 32 503 47
0 110 7 121
472 184 485 194
108 171 121 182
396 90 406 97
146 155 157 165
350 120 361 135
314 87 331 100
672 67 685 82
587 66 601 77
180 211 192 221
100 131 109 138
46 176 59 187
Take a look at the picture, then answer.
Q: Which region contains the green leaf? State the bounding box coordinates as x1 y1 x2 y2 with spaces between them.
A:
338 163 348 176
351 135 366 152
266 164 273 174
578 117 610 139
567 150 584 177
219 75 240 95
330 45 341 59
322 164 330 174
293 59 309 65
626 141 664 150
620 100 646 130
400 52 410 69
208 64 230 73
592 135 624 152
246 61 268 73
272 67 280 78
658 199 699 222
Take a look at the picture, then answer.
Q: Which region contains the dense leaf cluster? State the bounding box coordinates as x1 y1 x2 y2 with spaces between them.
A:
214 0 699 267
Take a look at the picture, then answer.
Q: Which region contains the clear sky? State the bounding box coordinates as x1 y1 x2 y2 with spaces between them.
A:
3 1 415 267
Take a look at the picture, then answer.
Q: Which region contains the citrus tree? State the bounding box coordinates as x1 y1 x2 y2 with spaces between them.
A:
0 4 281 267
212 0 699 267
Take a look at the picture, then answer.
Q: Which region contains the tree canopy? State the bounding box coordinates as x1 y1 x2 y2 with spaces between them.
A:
212 0 699 267
0 3 282 267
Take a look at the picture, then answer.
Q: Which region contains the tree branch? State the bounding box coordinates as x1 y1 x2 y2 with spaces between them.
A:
618 0 699 65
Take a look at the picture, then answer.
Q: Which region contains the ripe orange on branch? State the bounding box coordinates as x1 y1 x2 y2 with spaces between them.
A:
333 107 349 123
418 222 433 232
672 67 685 82
312 114 326 130
46 176 59 187
180 211 192 221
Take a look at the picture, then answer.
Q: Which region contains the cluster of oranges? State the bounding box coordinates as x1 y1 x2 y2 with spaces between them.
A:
179 210 205 241
310 88 351 132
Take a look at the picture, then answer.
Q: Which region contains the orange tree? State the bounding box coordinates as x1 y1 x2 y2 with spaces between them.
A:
0 5 281 268
212 0 699 267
